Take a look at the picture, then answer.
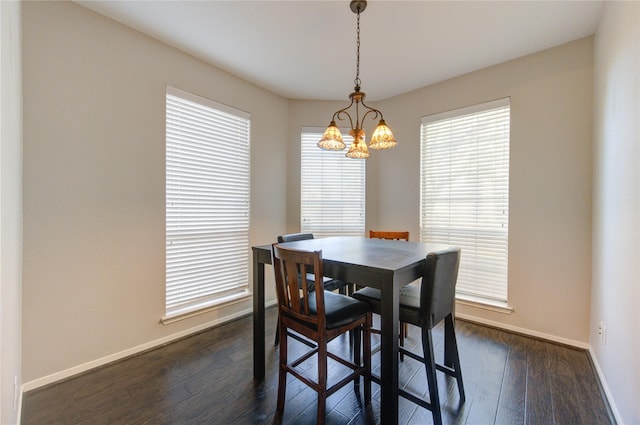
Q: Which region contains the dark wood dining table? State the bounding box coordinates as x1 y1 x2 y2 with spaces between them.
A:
252 236 454 425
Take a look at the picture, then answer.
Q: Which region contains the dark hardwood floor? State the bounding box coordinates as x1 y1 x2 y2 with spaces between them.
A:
22 306 614 425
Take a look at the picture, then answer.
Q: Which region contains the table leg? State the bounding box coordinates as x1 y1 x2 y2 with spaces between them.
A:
444 313 455 368
379 281 400 425
253 249 266 380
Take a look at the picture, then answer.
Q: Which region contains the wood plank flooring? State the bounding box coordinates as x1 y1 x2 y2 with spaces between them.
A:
21 306 614 425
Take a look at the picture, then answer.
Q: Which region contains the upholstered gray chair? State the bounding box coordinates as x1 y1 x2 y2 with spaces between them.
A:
352 247 465 425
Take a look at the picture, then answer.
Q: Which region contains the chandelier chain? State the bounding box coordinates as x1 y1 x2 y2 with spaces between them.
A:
317 0 397 157
354 8 361 89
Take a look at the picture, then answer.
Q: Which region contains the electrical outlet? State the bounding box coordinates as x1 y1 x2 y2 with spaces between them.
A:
598 321 606 345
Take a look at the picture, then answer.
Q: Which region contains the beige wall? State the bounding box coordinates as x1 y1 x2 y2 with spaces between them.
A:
592 1 640 423
1 1 23 422
289 38 594 346
22 1 287 385
20 6 638 423
379 38 594 345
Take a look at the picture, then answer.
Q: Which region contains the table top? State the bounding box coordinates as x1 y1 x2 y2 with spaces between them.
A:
255 236 452 286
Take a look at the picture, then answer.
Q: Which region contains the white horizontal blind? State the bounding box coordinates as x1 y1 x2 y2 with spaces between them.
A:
165 86 251 319
420 98 510 304
301 128 365 237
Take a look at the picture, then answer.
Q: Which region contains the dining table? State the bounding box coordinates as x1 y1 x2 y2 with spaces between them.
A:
252 235 454 425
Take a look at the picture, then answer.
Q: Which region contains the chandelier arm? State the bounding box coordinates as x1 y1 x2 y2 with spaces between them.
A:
334 110 355 131
331 99 356 130
360 107 383 126
360 98 383 118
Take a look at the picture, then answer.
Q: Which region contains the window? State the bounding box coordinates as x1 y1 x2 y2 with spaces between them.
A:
301 128 365 237
165 86 251 321
420 98 510 306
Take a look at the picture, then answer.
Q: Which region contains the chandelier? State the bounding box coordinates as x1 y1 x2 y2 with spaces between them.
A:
317 0 397 159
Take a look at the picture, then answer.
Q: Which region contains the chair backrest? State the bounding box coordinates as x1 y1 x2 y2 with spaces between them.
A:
369 230 409 241
271 243 326 329
420 247 461 328
277 233 315 243
277 233 319 292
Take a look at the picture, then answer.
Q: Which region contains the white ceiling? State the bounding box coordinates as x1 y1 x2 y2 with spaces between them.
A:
75 0 604 101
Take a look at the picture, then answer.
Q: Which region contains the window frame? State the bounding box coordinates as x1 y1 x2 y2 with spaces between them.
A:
420 98 510 308
164 86 251 322
300 127 366 238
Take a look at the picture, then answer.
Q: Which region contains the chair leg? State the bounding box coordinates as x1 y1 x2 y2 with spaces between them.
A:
399 321 406 361
277 323 288 413
445 315 465 402
317 338 328 425
316 338 327 424
422 328 442 425
364 314 372 405
353 324 362 392
274 320 280 346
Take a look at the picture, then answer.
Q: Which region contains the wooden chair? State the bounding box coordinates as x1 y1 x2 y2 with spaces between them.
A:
368 230 410 357
368 230 410 241
271 244 372 424
274 233 353 345
352 247 465 425
277 233 352 294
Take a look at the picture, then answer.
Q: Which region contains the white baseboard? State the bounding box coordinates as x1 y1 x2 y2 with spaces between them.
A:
16 385 22 425
23 300 278 392
456 313 624 420
588 347 623 425
455 312 590 349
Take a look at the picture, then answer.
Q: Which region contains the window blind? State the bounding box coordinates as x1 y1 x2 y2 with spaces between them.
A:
165 86 251 319
301 128 365 238
420 98 510 304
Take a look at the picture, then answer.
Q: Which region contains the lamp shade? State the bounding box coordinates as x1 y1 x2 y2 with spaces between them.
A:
368 119 398 150
317 121 346 151
346 129 369 158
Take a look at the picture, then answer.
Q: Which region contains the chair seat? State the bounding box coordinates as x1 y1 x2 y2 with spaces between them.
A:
352 285 423 328
304 291 371 330
302 274 347 292
322 277 349 292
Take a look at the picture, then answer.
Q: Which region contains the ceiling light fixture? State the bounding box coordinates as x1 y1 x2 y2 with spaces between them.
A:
317 0 397 159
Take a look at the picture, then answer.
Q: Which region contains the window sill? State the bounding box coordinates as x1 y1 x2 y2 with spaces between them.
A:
455 295 514 314
161 289 252 325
